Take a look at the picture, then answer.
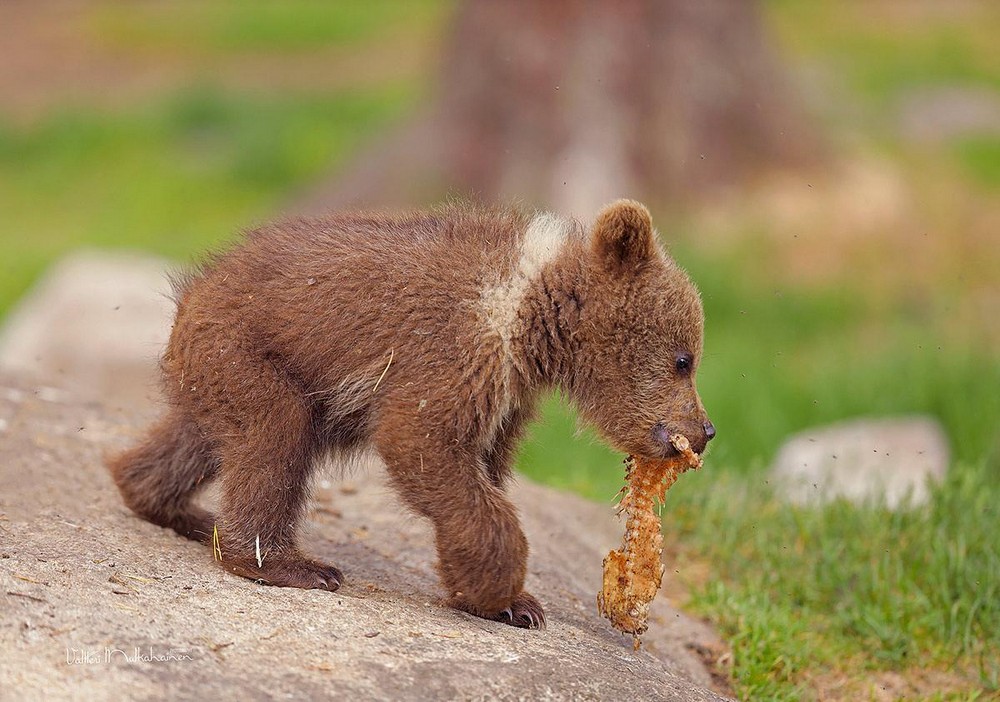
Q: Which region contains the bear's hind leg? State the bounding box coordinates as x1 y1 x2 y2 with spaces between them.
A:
209 360 341 591
107 410 219 542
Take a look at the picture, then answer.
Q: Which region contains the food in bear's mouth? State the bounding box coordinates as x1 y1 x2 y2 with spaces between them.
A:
597 434 702 647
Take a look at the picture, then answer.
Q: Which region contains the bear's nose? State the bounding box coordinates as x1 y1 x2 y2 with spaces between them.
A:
703 421 716 442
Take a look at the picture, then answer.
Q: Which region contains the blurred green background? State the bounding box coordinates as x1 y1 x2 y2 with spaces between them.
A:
0 2 997 700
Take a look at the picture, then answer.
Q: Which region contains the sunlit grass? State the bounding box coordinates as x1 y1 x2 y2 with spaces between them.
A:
676 458 1000 700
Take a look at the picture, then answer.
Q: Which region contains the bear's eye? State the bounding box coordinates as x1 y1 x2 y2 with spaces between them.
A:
675 355 692 375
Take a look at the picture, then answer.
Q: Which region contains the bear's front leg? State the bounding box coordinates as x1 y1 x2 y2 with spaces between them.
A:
434 484 545 629
375 431 545 629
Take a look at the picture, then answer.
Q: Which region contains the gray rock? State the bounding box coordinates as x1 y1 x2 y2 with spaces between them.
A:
0 251 174 410
898 86 1000 142
770 417 949 509
0 375 732 701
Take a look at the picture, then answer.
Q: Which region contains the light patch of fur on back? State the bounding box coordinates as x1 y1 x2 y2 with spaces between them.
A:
479 213 574 445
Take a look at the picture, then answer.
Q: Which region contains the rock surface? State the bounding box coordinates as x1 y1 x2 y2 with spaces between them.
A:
0 375 731 701
770 416 949 509
0 251 174 411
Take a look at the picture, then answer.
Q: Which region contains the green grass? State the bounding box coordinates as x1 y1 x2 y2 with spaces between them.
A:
678 457 999 700
0 84 414 317
953 136 1000 190
90 0 449 54
765 1 1000 102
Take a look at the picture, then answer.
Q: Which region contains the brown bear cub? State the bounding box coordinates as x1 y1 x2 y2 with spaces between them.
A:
108 199 714 629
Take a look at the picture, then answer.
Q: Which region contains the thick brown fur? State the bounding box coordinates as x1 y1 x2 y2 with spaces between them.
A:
107 199 714 629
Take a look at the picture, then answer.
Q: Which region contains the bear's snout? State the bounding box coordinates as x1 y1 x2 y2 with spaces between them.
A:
703 420 716 442
651 419 715 456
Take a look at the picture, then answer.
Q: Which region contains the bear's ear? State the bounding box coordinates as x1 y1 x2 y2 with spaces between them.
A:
591 199 655 270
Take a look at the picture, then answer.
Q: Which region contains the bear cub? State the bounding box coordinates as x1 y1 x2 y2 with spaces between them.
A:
108 199 714 629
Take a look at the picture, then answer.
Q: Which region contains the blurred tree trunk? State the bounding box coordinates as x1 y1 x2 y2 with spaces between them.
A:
294 0 821 217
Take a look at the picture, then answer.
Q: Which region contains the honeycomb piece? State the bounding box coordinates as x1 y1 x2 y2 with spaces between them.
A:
597 435 702 645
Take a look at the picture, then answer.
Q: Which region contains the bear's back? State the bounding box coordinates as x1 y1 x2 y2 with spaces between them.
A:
167 205 535 393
